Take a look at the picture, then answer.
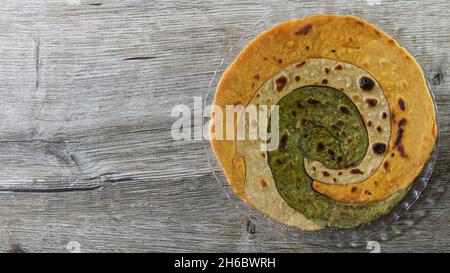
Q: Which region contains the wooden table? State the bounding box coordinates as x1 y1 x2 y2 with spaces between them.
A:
0 0 448 252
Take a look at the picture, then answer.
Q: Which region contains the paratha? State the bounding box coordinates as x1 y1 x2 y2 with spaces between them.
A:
210 15 436 230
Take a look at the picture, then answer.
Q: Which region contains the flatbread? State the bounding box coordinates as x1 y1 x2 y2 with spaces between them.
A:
210 15 436 229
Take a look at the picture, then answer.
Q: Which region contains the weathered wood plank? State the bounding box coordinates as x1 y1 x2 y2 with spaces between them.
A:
0 0 448 252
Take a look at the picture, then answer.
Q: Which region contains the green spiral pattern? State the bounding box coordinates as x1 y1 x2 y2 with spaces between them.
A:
267 86 405 228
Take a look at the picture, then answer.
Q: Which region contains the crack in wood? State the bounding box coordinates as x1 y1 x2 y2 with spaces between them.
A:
0 139 79 144
246 219 257 234
35 36 41 91
123 56 158 61
85 172 136 184
0 185 102 193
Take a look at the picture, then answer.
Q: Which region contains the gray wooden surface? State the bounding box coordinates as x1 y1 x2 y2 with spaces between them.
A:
0 0 448 253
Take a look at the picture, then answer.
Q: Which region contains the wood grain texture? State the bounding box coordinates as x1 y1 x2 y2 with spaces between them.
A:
0 0 448 252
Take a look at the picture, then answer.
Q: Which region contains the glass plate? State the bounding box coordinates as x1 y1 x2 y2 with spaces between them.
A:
202 3 439 244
